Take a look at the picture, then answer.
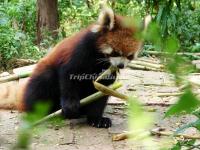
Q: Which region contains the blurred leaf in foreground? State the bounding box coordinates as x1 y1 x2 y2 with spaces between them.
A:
128 97 157 149
13 102 51 149
163 36 179 55
165 89 200 117
144 22 162 51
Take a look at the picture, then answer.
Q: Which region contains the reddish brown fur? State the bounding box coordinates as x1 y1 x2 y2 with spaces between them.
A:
32 28 91 77
98 16 142 56
97 15 142 56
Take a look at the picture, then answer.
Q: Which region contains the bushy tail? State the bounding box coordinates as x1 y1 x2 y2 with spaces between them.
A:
0 79 27 111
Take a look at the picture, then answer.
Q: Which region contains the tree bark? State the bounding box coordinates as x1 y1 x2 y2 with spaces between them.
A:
36 0 59 45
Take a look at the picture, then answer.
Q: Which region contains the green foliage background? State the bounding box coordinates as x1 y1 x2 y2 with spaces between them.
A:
0 0 41 69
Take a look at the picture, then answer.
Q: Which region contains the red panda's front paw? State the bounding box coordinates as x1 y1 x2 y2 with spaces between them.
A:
61 102 80 119
87 117 112 128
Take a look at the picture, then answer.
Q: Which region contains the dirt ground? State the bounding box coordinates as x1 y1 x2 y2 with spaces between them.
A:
0 63 200 150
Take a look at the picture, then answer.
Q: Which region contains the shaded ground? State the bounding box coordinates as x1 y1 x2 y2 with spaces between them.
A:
0 62 200 150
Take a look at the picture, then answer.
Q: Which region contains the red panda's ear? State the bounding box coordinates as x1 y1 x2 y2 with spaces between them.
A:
97 5 115 30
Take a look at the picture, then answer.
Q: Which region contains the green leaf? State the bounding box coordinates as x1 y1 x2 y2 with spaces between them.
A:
158 4 170 36
171 142 181 150
164 36 179 54
166 55 183 75
24 102 51 123
72 0 84 7
192 108 200 118
116 0 130 4
165 89 200 117
166 55 196 84
144 22 162 50
128 98 149 130
186 139 196 146
175 0 181 10
156 5 164 23
128 97 154 141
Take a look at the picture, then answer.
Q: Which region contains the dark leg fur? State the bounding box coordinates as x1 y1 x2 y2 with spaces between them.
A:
59 69 81 119
81 73 116 128
81 96 111 128
24 67 60 113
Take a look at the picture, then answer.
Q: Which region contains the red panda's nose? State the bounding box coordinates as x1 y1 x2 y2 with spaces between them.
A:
117 63 124 69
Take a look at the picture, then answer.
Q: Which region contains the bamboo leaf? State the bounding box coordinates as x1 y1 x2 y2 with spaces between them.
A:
156 5 164 23
165 89 200 117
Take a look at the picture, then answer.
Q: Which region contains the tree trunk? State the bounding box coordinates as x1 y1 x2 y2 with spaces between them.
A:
36 0 59 45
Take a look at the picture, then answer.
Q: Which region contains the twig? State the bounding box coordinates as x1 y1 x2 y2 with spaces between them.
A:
134 83 174 86
150 129 200 139
32 82 122 126
144 102 171 107
15 59 37 65
112 132 132 141
128 63 162 71
156 92 183 97
112 129 200 141
190 73 200 75
186 144 200 150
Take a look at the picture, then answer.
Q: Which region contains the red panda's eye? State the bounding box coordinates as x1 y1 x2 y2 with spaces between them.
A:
127 55 134 60
104 54 108 57
110 51 120 57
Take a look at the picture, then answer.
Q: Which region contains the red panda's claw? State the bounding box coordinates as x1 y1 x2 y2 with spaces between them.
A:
87 117 112 128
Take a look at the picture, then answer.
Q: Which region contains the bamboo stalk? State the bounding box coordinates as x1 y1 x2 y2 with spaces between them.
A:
95 66 118 82
32 82 122 126
130 60 164 69
128 63 162 71
188 78 200 87
137 58 160 64
93 81 128 100
145 50 200 59
146 50 200 56
94 65 129 101
0 72 31 83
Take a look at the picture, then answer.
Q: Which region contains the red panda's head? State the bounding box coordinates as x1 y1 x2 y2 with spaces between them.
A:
91 5 151 68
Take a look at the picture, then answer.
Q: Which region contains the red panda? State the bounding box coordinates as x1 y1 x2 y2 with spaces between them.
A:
1 6 151 128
